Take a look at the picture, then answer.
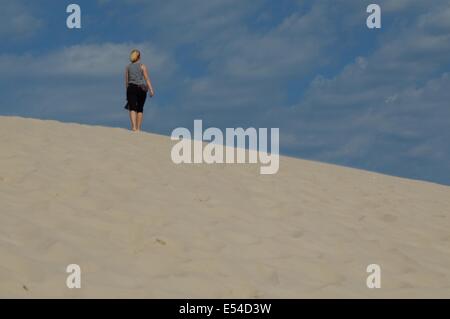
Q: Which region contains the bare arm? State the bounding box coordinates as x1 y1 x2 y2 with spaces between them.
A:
141 64 155 97
125 66 129 89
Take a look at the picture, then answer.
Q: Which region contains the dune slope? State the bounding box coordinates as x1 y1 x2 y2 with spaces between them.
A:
0 116 449 298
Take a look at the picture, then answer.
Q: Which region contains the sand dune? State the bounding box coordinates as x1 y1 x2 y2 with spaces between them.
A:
0 116 449 298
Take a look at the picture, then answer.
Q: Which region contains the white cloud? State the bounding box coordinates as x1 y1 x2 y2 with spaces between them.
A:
0 2 43 40
0 42 176 83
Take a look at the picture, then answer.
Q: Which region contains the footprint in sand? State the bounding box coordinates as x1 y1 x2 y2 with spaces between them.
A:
292 230 304 239
196 196 211 203
399 281 414 289
268 270 280 286
155 238 167 245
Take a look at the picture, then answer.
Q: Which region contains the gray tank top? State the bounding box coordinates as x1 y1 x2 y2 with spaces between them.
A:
127 62 146 85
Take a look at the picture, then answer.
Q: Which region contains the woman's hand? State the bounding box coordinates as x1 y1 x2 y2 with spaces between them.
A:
142 65 155 97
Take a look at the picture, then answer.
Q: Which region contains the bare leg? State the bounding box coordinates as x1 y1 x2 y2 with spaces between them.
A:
129 111 137 131
136 112 144 131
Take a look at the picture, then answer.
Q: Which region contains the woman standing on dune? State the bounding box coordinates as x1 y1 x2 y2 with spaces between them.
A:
125 49 155 132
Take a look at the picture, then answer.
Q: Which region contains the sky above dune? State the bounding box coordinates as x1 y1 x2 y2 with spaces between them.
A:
0 0 449 185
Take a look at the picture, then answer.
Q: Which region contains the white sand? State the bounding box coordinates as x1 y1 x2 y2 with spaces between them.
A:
0 116 449 298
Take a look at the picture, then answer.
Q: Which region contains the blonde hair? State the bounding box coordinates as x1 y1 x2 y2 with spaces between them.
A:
130 49 141 63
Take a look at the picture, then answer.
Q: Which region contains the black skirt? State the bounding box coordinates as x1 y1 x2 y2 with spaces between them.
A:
125 83 147 112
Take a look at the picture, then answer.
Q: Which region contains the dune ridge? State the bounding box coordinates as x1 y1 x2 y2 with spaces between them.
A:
0 116 449 298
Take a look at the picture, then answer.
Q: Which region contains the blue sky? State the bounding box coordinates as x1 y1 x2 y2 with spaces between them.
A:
1 0 449 185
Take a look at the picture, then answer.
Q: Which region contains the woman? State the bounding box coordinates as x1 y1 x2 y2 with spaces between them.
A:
125 49 155 131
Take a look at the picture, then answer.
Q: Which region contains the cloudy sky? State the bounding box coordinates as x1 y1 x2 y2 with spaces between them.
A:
1 0 449 185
